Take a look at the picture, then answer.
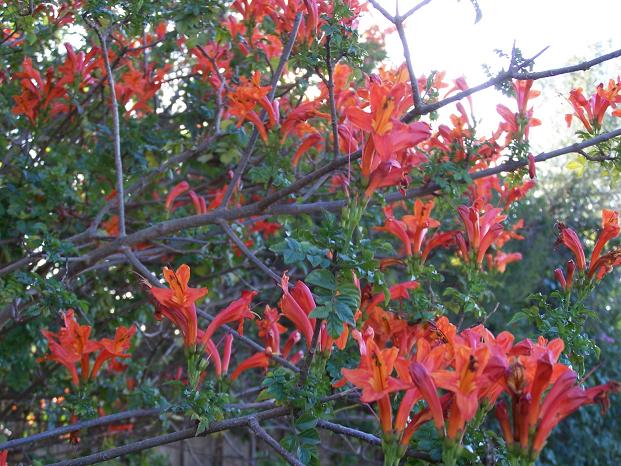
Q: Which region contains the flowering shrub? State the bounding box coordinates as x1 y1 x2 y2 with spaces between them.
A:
1 1 621 465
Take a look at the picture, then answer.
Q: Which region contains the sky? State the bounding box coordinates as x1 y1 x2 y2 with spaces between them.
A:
364 0 621 151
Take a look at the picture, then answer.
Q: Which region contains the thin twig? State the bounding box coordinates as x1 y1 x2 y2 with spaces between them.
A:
0 409 160 451
122 246 162 287
86 17 127 238
47 408 290 466
197 309 300 372
395 17 423 109
248 417 304 466
316 419 436 462
404 47 621 120
399 0 433 21
298 319 322 386
217 220 281 283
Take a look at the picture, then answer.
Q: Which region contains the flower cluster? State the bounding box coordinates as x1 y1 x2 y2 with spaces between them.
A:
376 197 525 272
565 79 621 133
341 312 619 465
555 209 621 287
39 310 135 386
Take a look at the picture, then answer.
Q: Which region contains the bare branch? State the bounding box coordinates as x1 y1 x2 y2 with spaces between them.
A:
248 417 304 466
405 47 621 120
85 18 127 238
59 126 621 279
316 420 436 462
217 219 281 283
395 18 423 108
399 0 433 21
367 0 395 21
46 408 290 466
0 408 160 452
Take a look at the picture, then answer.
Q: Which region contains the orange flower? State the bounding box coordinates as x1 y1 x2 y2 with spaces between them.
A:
230 350 271 381
588 209 620 279
91 325 136 378
433 343 491 439
149 265 208 347
531 371 619 455
256 305 286 354
457 203 506 265
555 222 586 271
39 310 133 386
40 329 82 386
513 80 540 116
165 181 190 210
345 77 430 177
227 71 278 142
279 273 314 348
341 335 406 404
200 290 257 344
394 339 448 435
565 80 621 133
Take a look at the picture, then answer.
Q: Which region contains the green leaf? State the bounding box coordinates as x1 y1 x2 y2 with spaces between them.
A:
295 413 318 432
306 269 336 290
309 305 330 319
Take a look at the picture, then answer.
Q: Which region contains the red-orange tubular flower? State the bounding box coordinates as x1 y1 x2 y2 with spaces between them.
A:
91 325 136 378
565 79 621 133
203 338 222 376
396 339 449 435
39 330 83 387
165 181 190 210
514 80 541 116
341 331 404 402
555 222 586 271
457 203 506 265
341 332 407 432
344 75 431 178
256 305 286 355
588 209 621 279
496 79 541 144
227 71 279 142
230 350 271 381
433 343 492 439
200 290 258 344
39 310 135 386
376 201 454 263
279 273 315 348
149 264 208 348
555 210 621 282
538 374 620 452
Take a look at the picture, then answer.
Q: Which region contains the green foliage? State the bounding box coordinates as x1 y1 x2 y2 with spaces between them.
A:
308 269 360 337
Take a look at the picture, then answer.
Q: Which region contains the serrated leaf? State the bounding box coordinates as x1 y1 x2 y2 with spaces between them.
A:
306 269 336 290
295 413 318 432
298 428 320 445
327 313 345 338
335 301 355 325
309 305 330 319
